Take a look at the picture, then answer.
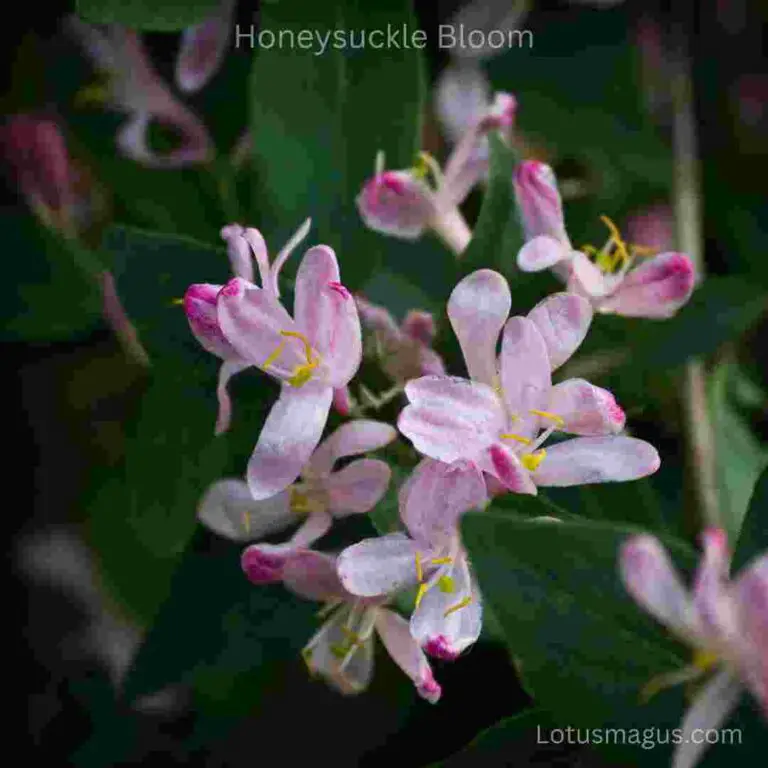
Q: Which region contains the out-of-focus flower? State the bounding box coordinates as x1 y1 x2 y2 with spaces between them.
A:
620 529 768 768
280 549 442 701
338 458 488 660
214 227 362 500
356 295 445 383
175 0 235 93
398 270 659 494
66 17 213 168
732 74 768 131
514 161 695 319
625 204 674 254
197 419 395 581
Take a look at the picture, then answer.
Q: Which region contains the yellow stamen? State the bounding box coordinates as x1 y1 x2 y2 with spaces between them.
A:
598 215 631 271
330 644 349 660
693 649 718 672
243 512 251 535
263 340 286 369
529 410 565 427
431 557 453 565
499 433 532 445
443 596 472 618
437 575 455 593
289 488 313 514
631 244 657 257
521 449 547 472
415 552 423 583
415 582 429 608
580 244 599 257
340 627 361 645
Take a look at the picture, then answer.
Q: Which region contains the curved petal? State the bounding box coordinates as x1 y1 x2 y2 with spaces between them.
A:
478 443 537 495
410 556 482 659
499 316 551 438
512 160 568 243
240 227 271 289
619 534 696 639
447 269 511 386
567 251 611 298
599 252 696 319
220 226 255 283
517 236 567 272
324 459 392 516
533 436 660 487
548 379 626 436
214 358 251 435
294 245 361 386
671 670 743 768
184 283 235 359
197 480 292 541
400 458 487 547
337 534 421 597
281 549 350 602
288 510 333 548
399 376 505 463
374 609 441 703
692 528 737 642
527 292 593 371
307 419 397 477
271 218 312 293
241 542 296 584
246 384 333 500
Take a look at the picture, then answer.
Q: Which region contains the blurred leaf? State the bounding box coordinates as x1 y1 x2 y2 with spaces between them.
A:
734 467 768 572
75 0 218 31
369 467 404 536
248 0 425 290
458 133 522 279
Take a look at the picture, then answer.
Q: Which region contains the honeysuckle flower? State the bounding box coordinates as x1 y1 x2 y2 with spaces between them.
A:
280 549 442 702
66 18 213 168
196 419 395 581
356 295 446 383
398 270 660 494
357 89 515 255
338 458 488 660
214 228 362 500
514 160 695 318
620 530 768 768
174 0 235 93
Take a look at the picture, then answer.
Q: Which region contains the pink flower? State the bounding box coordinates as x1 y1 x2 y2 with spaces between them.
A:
620 530 768 768
279 549 442 702
197 419 395 580
174 0 235 94
398 270 660 494
66 18 213 168
338 458 488 660
214 227 362 500
356 295 445 383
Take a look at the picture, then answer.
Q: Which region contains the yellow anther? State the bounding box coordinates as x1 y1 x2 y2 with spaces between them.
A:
630 244 657 257
443 596 472 618
529 410 565 427
243 511 251 535
580 244 599 256
437 575 456 593
340 627 361 645
289 489 313 514
693 649 718 672
598 215 631 271
415 552 423 583
415 582 429 608
521 449 547 472
274 330 320 388
499 433 532 445
287 363 317 387
430 557 453 565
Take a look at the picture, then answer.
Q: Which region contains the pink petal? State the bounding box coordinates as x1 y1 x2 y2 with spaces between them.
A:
246 384 333 500
270 217 312 292
241 542 295 584
447 269 511 387
374 608 441 703
184 283 236 359
307 419 397 477
174 0 234 94
527 292 593 371
567 251 611 298
512 160 569 244
287 510 333 548
220 225 255 283
692 528 737 641
294 246 361 386
197 480 292 541
499 316 551 438
331 386 352 417
548 379 626 435
337 534 421 597
240 227 272 289
324 459 392 516
599 252 696 318
281 549 350 602
399 376 505 463
517 236 568 273
479 443 537 495
400 458 487 547
619 534 695 639
215 358 251 435
533 436 660 487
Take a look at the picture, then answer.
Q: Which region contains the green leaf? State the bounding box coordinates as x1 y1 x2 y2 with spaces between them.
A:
458 133 522 279
248 0 425 290
734 467 768 572
75 0 219 31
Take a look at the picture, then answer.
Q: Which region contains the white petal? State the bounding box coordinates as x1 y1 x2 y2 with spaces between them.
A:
337 534 421 597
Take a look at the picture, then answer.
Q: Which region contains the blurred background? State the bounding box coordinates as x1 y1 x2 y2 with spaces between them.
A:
4 0 767 765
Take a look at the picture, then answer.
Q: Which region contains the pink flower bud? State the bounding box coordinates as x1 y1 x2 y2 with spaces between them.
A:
513 160 569 244
183 283 236 359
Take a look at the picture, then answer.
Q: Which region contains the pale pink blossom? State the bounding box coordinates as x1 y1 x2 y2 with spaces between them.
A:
338 458 487 660
66 18 213 168
398 270 660 494
620 529 768 768
196 420 395 582
279 549 442 702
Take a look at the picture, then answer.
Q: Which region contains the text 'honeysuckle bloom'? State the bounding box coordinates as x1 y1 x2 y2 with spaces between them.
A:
357 90 515 255
338 458 487 660
620 530 768 768
66 17 213 168
514 160 695 318
398 270 660 494
280 549 442 702
197 419 395 582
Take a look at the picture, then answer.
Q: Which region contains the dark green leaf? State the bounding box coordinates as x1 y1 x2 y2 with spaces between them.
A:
734 467 768 572
75 0 219 31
